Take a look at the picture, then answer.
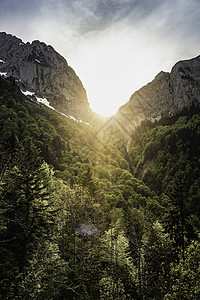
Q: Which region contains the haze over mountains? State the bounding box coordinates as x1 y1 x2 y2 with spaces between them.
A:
1 32 200 135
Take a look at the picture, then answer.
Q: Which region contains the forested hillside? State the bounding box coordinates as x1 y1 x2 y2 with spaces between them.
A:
1 76 200 299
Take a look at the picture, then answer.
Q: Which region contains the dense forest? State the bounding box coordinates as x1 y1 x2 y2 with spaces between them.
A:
0 76 200 299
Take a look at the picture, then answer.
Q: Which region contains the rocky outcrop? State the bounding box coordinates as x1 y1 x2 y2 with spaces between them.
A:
104 55 200 143
0 32 90 120
170 56 200 110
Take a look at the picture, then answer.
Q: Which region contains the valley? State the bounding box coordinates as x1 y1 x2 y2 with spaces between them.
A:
0 33 200 299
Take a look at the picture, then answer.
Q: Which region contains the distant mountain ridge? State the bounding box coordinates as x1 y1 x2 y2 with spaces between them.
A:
0 32 90 120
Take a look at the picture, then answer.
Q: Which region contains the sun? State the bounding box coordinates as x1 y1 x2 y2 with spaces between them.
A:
68 22 175 117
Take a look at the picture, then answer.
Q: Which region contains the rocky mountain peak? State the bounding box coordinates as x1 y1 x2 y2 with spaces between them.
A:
170 56 200 111
0 32 90 120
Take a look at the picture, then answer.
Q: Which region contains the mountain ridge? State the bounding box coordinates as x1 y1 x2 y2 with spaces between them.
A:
0 32 91 121
105 54 200 143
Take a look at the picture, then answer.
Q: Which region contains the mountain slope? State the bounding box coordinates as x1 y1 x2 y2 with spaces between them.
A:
0 32 91 120
105 55 200 143
1 65 200 299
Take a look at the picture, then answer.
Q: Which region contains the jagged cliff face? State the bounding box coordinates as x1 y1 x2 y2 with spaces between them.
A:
0 32 90 120
105 55 200 142
170 56 200 110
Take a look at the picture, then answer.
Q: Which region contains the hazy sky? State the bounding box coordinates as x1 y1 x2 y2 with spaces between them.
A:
1 0 200 116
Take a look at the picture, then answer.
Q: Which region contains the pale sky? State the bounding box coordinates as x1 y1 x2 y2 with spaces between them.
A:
1 0 200 116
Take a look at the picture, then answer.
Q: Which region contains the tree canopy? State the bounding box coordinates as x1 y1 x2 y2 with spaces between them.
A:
0 76 200 299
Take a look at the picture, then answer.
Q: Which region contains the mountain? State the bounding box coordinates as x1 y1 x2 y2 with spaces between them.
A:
2 32 200 137
106 55 200 143
1 35 200 299
1 74 200 300
0 32 91 120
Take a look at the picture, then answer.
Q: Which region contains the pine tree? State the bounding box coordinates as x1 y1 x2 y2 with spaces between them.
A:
0 139 54 298
164 170 194 260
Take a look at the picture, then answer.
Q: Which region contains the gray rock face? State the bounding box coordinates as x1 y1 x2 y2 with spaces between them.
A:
108 55 200 142
170 56 200 111
0 32 90 119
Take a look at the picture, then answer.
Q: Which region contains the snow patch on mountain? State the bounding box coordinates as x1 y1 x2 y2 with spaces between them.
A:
0 72 7 77
21 90 35 96
21 89 91 127
35 96 51 107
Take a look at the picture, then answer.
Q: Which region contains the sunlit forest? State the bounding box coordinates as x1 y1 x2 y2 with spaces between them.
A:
1 76 200 299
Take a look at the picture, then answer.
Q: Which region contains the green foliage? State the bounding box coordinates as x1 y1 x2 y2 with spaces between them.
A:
130 114 200 197
1 77 200 299
165 239 200 300
0 139 55 299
